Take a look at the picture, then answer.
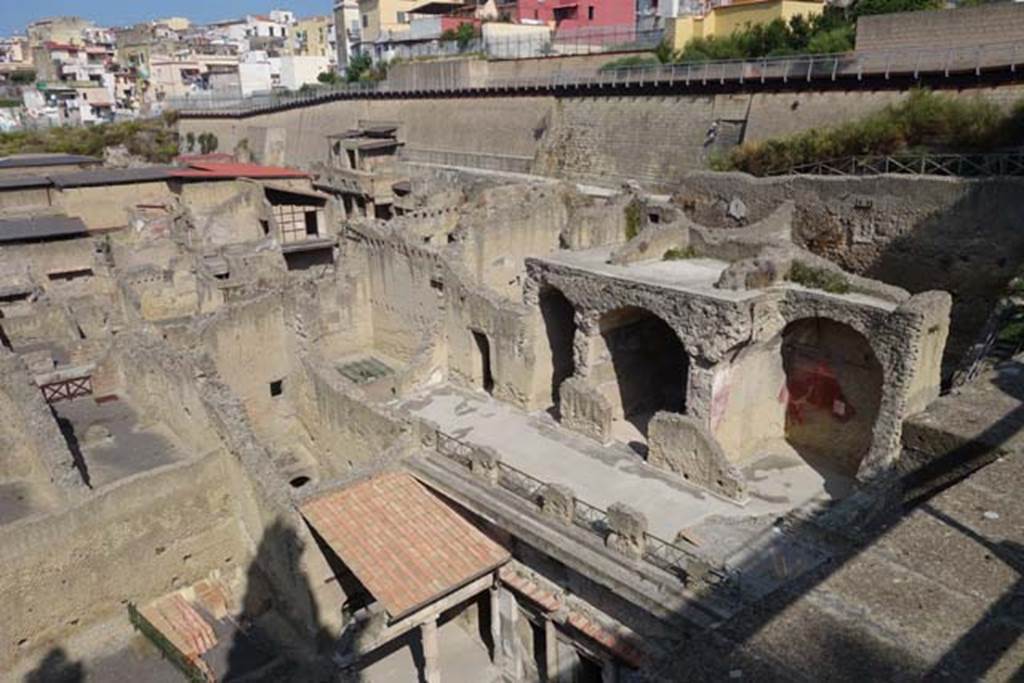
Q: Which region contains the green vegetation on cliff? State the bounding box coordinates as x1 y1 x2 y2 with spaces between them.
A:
0 113 180 163
716 89 1024 175
604 0 945 70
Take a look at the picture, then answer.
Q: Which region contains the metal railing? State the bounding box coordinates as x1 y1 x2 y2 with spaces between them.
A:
399 147 534 174
496 461 546 501
436 430 474 467
775 150 1024 177
169 39 1023 116
431 429 734 588
386 26 665 62
572 497 611 537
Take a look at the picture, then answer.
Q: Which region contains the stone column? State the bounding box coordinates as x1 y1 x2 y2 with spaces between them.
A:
544 616 560 683
685 357 717 427
421 618 441 683
601 658 618 683
497 585 523 681
490 584 502 666
573 311 599 378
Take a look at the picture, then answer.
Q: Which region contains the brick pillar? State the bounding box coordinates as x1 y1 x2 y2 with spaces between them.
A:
421 618 441 683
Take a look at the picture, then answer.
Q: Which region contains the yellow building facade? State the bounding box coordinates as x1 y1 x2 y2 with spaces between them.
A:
667 0 825 51
357 0 421 43
294 16 334 57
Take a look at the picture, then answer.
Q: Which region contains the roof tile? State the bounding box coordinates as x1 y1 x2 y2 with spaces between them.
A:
301 471 509 620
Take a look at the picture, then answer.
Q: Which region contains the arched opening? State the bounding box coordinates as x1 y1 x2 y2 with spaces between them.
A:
597 307 688 450
782 318 883 476
539 287 576 412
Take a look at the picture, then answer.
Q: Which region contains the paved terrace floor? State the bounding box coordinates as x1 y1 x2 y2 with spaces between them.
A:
539 246 899 311
400 385 851 553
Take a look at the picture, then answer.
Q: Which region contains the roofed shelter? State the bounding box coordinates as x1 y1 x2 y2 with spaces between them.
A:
300 470 509 679
0 153 101 178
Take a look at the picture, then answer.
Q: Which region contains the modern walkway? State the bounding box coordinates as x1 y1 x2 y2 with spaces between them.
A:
401 385 848 543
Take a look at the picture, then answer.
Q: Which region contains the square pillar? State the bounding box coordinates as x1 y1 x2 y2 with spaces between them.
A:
490 585 502 665
601 658 618 683
544 617 560 683
421 618 441 683
497 585 523 681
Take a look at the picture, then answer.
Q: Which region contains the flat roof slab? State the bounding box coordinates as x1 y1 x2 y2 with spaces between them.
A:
538 246 758 303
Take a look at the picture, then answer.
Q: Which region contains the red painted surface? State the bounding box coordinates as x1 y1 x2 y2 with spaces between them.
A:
780 357 854 424
439 16 481 32
170 162 309 179
509 0 635 30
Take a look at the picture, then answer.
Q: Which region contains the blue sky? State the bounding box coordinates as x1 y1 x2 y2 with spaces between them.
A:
0 1 332 37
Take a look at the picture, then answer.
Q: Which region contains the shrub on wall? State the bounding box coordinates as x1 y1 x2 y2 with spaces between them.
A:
719 89 1024 175
0 117 179 162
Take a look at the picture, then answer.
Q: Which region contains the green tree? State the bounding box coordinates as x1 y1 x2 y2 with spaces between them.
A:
346 53 373 82
440 22 479 50
317 69 343 85
851 0 942 17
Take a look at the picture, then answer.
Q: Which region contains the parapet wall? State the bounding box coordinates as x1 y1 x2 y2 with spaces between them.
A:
856 3 1024 52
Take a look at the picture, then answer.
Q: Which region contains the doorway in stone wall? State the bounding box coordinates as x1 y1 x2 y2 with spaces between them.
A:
539 287 576 414
598 306 689 453
471 330 495 395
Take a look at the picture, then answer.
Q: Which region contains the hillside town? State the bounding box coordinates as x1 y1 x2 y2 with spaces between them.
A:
0 0 839 130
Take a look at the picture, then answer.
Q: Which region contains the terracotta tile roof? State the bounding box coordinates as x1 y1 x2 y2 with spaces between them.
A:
301 471 510 620
566 611 647 669
170 162 310 180
136 573 236 681
499 566 564 613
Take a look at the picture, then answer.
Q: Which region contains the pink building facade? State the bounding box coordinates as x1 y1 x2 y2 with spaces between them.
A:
504 0 636 30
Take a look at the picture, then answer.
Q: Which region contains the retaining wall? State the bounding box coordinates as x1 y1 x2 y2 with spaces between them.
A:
179 83 1024 188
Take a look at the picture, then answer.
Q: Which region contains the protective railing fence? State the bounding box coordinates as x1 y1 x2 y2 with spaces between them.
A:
389 25 665 61
771 150 1024 177
399 147 534 173
432 429 736 590
168 39 1023 115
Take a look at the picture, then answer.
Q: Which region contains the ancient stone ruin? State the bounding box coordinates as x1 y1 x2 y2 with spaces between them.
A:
0 136 1020 682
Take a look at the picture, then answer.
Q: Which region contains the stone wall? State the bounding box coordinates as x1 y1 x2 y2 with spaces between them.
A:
57 181 174 232
855 3 1024 52
673 172 1024 373
178 84 1024 190
0 450 250 671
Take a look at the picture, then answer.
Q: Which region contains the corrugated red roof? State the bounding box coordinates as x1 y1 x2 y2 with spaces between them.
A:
170 162 310 179
300 471 510 620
